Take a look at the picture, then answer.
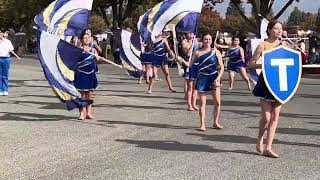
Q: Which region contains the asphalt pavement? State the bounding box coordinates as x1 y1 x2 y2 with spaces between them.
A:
0 56 319 179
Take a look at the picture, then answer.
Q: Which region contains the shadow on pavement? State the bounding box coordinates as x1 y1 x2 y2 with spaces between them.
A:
95 104 185 111
115 139 257 156
104 94 183 100
167 100 259 107
186 133 320 148
10 100 66 110
248 127 320 136
98 120 194 130
0 112 75 121
222 109 320 120
307 122 320 125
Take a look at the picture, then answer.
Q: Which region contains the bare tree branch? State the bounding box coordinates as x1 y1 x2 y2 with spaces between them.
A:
267 0 275 14
230 0 256 31
273 0 295 19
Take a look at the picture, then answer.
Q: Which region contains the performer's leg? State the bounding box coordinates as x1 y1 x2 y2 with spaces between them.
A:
228 71 235 90
147 71 155 94
212 87 222 129
264 103 282 158
79 91 86 120
184 80 188 100
191 81 198 110
186 80 194 111
239 67 251 90
257 99 272 154
138 76 143 84
86 90 94 119
153 66 159 80
161 64 176 92
145 64 152 84
199 93 207 131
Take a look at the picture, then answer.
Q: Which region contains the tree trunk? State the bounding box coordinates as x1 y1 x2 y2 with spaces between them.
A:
112 0 118 28
117 0 124 29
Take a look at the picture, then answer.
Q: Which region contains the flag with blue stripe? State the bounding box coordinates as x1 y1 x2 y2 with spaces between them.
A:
37 30 88 110
138 0 204 44
120 30 144 78
34 0 93 36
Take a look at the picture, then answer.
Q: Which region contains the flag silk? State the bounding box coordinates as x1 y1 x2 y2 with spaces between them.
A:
37 30 88 110
120 30 144 78
35 0 93 37
260 18 269 39
138 0 204 44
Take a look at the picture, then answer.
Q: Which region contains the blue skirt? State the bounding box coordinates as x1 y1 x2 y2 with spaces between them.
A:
185 64 199 80
252 74 276 101
141 52 153 64
196 73 218 92
228 60 245 72
74 60 98 91
152 54 166 67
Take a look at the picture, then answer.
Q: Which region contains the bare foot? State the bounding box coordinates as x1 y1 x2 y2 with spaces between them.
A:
147 90 152 94
192 106 199 111
198 126 206 131
86 115 94 119
78 115 85 120
256 144 263 154
213 123 223 129
263 149 279 158
169 88 177 93
228 87 233 90
187 108 195 111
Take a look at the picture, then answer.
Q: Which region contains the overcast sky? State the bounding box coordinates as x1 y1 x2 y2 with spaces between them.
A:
215 0 320 22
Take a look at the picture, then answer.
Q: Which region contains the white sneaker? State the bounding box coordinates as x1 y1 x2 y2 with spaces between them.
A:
3 92 8 96
0 92 3 96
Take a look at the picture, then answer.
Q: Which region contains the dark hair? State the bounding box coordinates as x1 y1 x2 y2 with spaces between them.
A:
80 31 89 40
232 36 240 41
202 33 211 40
267 20 282 35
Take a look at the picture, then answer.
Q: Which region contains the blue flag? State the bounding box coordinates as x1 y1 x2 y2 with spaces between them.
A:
137 0 204 44
120 30 144 78
34 0 93 36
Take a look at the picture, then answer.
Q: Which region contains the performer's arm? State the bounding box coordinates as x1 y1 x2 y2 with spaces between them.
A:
92 48 101 60
183 51 198 67
248 44 263 69
240 47 245 62
93 40 102 55
164 39 174 57
215 49 224 86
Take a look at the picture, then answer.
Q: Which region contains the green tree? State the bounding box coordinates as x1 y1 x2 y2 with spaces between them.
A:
230 0 300 36
89 15 107 34
287 7 305 25
226 1 243 16
316 8 320 27
198 7 222 35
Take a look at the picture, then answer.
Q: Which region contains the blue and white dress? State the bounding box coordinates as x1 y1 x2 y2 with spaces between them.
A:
152 40 167 67
196 50 219 92
140 51 153 64
184 43 200 80
227 47 245 72
252 73 276 101
74 50 98 91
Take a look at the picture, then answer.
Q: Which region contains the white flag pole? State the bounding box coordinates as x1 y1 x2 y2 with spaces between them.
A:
88 52 123 69
172 28 184 76
10 50 21 60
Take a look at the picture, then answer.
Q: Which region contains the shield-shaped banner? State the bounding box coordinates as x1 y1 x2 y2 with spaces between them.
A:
262 45 302 104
